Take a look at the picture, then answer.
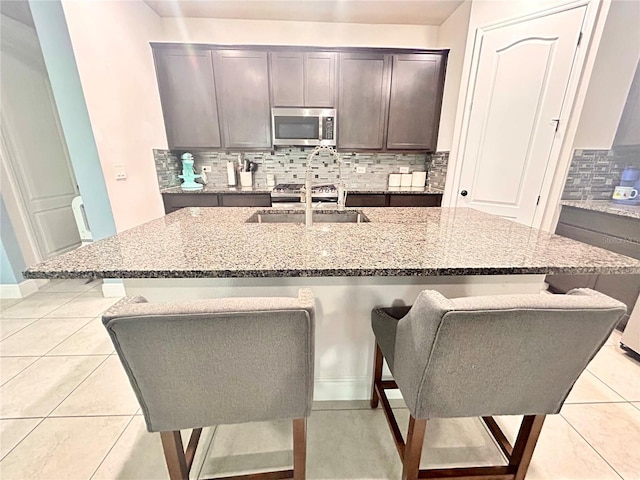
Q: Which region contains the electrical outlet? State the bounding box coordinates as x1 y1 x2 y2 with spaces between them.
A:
201 166 212 172
356 166 366 174
399 166 410 174
114 164 127 180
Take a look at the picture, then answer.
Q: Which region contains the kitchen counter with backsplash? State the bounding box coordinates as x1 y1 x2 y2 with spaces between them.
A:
24 207 640 279
161 185 274 194
160 185 444 195
560 199 640 220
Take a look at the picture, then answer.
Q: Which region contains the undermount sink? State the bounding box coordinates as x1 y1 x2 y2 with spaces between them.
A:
246 210 370 224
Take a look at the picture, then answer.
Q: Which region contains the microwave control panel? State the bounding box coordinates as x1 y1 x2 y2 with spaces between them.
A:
323 117 334 140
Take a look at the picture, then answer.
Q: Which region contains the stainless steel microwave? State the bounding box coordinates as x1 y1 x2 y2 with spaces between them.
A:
271 108 336 146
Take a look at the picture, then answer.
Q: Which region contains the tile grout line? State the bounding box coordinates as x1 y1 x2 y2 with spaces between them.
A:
88 413 137 480
0 288 89 324
560 407 626 480
39 316 100 357
0 416 47 463
0 357 40 387
0 318 40 343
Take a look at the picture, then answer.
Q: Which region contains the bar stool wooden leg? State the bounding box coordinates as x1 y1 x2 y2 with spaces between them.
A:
160 431 188 480
371 343 383 409
402 416 426 480
512 415 545 480
293 418 307 480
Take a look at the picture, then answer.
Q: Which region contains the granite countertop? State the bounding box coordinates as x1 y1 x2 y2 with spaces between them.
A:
24 207 640 279
560 200 640 220
160 185 443 195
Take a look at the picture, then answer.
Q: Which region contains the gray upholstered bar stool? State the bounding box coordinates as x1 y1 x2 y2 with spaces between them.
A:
370 288 626 480
102 289 315 480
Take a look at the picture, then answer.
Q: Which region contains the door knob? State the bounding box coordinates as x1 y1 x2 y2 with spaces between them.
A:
460 190 468 197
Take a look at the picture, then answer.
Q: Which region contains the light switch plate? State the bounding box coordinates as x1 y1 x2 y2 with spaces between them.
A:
114 164 127 180
356 166 366 174
399 166 410 174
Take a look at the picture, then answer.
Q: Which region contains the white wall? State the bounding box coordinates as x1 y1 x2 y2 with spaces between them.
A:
573 0 640 149
161 17 438 48
62 0 167 233
436 1 471 151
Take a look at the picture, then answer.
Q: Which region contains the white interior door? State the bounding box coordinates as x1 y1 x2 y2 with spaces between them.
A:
456 6 585 226
1 15 80 259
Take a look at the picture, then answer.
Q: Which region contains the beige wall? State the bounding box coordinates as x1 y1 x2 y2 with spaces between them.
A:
573 0 640 149
161 17 438 48
436 0 471 151
62 0 167 233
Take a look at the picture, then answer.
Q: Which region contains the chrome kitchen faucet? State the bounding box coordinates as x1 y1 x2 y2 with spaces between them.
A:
305 146 346 227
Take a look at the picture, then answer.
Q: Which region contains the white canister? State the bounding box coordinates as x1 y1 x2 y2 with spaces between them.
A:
388 174 401 187
411 171 427 187
400 173 413 187
266 173 276 187
240 171 253 187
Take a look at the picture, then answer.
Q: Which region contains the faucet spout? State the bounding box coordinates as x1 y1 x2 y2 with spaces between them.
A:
304 146 343 227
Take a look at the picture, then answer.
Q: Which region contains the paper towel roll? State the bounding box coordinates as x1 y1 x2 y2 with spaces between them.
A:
227 162 236 186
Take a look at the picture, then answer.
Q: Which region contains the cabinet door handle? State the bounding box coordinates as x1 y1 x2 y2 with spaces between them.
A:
460 190 468 197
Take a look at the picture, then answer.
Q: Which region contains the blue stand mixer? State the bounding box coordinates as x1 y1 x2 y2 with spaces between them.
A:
612 166 640 205
179 153 203 191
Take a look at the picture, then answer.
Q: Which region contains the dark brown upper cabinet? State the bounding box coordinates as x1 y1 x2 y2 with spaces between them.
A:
212 50 272 149
154 48 221 150
386 54 446 150
269 51 337 107
338 53 391 149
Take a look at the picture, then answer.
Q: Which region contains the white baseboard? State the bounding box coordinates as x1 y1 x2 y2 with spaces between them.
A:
0 278 47 299
314 377 402 401
102 280 126 298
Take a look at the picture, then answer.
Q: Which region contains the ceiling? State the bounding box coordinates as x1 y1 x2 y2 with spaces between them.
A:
143 1 465 26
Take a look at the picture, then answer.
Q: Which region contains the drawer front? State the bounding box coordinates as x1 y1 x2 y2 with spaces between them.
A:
346 194 387 207
389 194 442 207
163 193 219 213
220 194 271 207
559 206 640 242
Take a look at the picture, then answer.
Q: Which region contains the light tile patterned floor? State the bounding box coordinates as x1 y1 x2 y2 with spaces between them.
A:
0 280 639 479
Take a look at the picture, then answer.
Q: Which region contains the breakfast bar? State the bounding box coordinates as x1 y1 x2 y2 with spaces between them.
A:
24 207 640 400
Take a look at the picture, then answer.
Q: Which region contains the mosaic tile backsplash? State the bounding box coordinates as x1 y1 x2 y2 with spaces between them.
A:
154 148 449 190
562 146 640 201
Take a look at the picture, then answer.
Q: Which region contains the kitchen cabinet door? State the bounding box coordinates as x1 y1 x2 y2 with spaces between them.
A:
305 52 337 107
338 53 391 149
387 54 446 150
270 52 304 107
213 50 272 148
154 48 221 149
270 51 337 107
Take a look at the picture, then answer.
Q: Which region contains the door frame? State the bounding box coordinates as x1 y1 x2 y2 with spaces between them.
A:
443 0 607 231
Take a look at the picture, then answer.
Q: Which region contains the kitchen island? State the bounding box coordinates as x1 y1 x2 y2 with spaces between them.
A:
24 207 640 399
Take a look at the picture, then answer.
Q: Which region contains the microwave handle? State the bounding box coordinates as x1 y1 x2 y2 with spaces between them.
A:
319 117 323 141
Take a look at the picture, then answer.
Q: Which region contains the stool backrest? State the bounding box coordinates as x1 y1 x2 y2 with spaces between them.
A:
393 289 625 419
103 289 315 432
